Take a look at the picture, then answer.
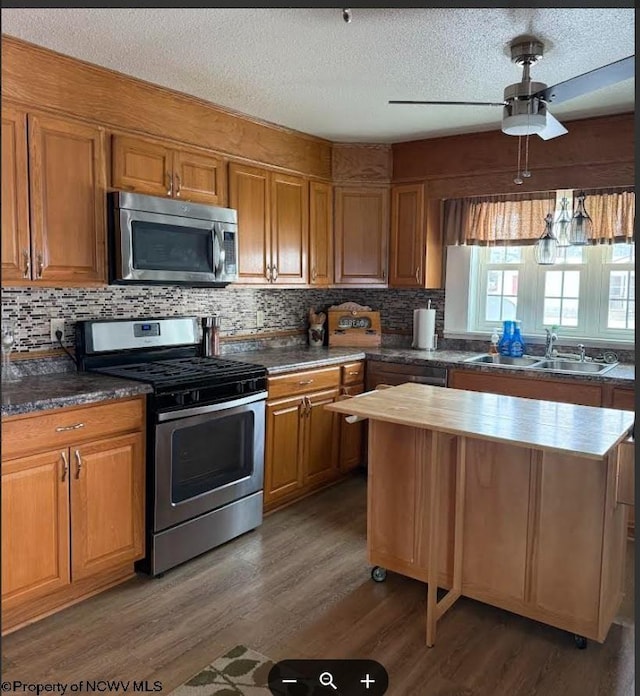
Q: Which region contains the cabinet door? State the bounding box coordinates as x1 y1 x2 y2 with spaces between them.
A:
229 162 271 284
1 105 31 283
1 450 70 609
270 172 308 285
111 135 173 197
29 113 106 283
70 433 144 581
389 183 424 287
309 181 333 285
304 388 340 486
174 148 226 206
265 396 305 506
334 186 389 284
339 384 365 473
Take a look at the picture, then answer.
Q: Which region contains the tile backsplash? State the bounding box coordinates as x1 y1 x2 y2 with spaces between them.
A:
1 285 445 354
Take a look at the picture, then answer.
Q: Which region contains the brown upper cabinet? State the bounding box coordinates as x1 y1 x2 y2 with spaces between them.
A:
1 106 107 285
389 183 443 288
309 181 333 285
334 186 389 285
229 162 308 285
111 135 227 206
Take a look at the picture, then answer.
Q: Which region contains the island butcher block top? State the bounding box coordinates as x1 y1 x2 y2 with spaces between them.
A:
326 382 634 460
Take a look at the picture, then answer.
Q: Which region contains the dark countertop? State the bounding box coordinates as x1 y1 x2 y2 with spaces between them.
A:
233 346 635 387
2 347 633 418
1 373 152 418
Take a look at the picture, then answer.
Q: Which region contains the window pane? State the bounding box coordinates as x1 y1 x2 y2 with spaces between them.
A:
545 271 562 297
489 247 506 263
502 297 517 320
628 301 635 329
563 271 580 298
564 246 585 264
611 244 635 264
503 270 519 295
485 296 501 322
608 300 627 328
561 299 579 327
543 299 561 325
487 270 503 295
609 271 629 299
504 247 522 263
629 272 635 301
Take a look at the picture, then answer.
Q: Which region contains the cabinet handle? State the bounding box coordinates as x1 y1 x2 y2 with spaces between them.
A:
415 267 420 284
60 451 69 482
36 252 44 279
272 266 278 282
311 267 317 282
74 449 83 479
175 173 181 197
55 422 85 432
304 396 312 417
166 172 173 196
298 379 313 385
23 250 30 278
265 265 272 282
348 371 360 375
382 269 386 280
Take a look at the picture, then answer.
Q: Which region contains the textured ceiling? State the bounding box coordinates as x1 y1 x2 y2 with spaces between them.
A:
1 7 635 143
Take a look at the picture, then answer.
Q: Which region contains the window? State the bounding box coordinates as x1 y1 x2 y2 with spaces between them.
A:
461 243 635 344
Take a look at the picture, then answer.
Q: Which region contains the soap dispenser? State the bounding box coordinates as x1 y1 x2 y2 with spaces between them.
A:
489 328 500 356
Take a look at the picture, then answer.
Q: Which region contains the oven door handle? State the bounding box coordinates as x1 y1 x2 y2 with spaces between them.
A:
156 391 268 422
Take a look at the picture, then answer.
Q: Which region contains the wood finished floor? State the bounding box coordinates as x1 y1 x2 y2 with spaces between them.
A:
2 474 635 696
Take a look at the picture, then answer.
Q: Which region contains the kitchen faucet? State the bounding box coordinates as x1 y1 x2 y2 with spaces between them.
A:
544 328 558 358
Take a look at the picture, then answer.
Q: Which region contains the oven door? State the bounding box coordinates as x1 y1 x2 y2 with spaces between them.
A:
117 208 217 283
154 392 266 532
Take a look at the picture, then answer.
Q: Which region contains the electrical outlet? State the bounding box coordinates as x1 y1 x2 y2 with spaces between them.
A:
50 319 65 343
256 310 265 328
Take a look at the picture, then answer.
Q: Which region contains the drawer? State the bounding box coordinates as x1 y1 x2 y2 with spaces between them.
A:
341 361 365 386
268 366 340 400
2 397 145 461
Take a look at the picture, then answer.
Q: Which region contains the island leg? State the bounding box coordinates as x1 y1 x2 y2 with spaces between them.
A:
426 433 466 647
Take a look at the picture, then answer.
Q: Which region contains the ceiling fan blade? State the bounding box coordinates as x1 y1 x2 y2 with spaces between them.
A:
537 111 568 140
388 100 505 107
533 55 634 105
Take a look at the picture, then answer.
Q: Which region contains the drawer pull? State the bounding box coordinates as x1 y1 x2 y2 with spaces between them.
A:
55 422 85 432
348 371 360 375
60 451 69 482
74 449 83 479
298 380 314 385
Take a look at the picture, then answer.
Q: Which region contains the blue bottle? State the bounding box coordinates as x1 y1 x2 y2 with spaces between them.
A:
498 320 515 356
510 320 526 357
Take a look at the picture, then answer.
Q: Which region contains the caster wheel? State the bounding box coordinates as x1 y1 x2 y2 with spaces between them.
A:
573 634 587 649
371 566 387 583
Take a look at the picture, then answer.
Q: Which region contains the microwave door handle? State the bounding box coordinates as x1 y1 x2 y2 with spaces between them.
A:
212 225 222 279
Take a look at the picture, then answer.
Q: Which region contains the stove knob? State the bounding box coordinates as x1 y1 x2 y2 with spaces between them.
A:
176 393 185 406
236 381 245 394
191 390 200 402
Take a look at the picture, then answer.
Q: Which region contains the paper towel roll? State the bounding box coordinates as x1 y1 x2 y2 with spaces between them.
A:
413 308 436 350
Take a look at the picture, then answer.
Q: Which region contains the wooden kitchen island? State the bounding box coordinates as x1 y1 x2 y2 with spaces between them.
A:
326 383 635 647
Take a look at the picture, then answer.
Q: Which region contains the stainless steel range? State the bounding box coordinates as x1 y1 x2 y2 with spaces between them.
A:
76 316 267 577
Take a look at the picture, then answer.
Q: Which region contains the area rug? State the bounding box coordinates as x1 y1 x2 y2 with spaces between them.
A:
170 646 274 695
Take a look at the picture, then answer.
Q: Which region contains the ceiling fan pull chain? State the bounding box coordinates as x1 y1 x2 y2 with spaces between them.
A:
513 135 523 185
523 132 531 178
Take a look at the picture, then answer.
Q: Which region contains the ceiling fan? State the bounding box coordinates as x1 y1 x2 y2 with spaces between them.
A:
389 36 634 142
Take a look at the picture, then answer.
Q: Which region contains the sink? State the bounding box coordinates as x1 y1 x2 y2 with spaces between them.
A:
464 355 543 367
531 360 618 374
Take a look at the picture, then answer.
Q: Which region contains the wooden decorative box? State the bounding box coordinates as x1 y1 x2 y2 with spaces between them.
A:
328 302 381 347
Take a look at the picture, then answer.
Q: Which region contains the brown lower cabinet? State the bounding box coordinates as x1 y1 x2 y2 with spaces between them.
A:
450 369 636 539
1 397 146 634
264 362 365 511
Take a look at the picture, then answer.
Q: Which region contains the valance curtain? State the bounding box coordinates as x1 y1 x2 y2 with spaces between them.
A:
443 188 635 246
585 188 635 244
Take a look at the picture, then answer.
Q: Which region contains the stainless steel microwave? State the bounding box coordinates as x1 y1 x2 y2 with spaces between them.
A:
109 191 239 286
